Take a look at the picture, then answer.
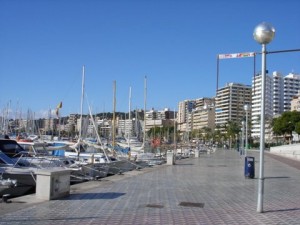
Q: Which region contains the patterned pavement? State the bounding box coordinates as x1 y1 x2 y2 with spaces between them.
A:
0 149 300 225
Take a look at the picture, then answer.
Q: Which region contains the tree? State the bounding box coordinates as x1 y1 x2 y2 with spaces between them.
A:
225 121 240 139
295 121 300 135
201 127 212 144
271 111 300 142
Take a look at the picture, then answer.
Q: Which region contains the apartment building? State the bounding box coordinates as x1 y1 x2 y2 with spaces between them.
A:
117 118 143 137
215 83 251 129
251 73 273 139
291 90 300 112
273 71 284 115
191 98 215 131
144 108 175 132
64 114 78 132
177 100 195 132
283 73 300 111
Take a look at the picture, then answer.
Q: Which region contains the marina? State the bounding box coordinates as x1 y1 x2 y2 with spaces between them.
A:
0 137 172 198
1 2 300 224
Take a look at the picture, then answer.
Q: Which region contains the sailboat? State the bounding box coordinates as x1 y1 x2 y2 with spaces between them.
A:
116 86 144 155
60 66 109 179
104 81 142 174
115 76 163 166
69 70 136 176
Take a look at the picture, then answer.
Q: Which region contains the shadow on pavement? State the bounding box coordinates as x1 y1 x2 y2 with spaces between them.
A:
66 192 126 200
264 207 300 213
265 176 290 179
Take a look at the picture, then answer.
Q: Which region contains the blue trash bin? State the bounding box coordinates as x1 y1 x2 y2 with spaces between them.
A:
244 156 255 178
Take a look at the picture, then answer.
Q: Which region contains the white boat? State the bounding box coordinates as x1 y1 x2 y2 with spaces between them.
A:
117 137 144 151
135 152 165 166
26 134 39 141
0 139 88 183
0 148 38 197
17 139 105 182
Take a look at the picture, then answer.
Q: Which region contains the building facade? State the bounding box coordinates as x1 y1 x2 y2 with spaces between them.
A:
273 71 284 115
291 90 300 112
145 108 175 132
177 100 195 133
215 83 252 129
251 73 273 139
191 98 215 131
283 73 300 112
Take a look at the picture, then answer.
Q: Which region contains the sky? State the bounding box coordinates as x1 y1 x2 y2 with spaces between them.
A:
1 0 300 119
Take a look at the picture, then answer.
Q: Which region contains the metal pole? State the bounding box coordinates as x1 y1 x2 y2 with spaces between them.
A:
143 76 147 150
245 108 248 156
257 43 266 213
241 121 244 156
216 55 219 94
112 80 116 150
253 54 256 96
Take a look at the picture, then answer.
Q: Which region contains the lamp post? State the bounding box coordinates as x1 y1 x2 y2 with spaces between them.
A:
244 104 251 156
253 22 275 213
241 121 245 156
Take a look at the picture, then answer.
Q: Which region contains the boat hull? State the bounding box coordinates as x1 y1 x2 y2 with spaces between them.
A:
0 185 34 198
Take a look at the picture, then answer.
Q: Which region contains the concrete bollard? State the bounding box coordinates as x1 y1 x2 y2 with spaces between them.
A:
167 151 175 165
35 168 71 200
195 149 200 158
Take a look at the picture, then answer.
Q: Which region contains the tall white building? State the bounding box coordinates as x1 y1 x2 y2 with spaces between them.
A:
283 73 300 111
251 71 300 141
177 100 195 132
251 73 273 139
272 71 284 115
117 118 135 137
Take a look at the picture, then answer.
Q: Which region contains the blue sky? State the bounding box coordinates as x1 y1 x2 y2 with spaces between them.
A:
1 0 300 118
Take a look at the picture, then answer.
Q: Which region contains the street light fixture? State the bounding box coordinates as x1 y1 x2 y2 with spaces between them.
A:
244 104 251 156
241 121 245 156
253 22 275 213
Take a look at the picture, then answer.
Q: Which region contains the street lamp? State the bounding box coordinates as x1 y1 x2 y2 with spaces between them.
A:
244 104 251 156
241 121 245 156
253 22 275 213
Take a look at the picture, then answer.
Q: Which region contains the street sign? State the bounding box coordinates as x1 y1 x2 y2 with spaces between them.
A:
218 52 255 59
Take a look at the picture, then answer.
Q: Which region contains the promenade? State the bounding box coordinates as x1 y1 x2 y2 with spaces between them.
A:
1 149 300 225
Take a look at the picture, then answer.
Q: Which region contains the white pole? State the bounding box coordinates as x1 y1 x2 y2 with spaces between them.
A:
174 108 176 154
143 76 147 150
79 65 85 143
257 44 266 213
112 80 116 150
241 121 245 155
253 22 275 213
245 107 248 156
128 86 132 147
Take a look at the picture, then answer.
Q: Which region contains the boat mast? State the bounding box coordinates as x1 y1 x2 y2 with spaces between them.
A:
128 86 132 147
174 108 177 154
112 80 116 151
143 76 147 151
87 100 110 161
79 65 85 147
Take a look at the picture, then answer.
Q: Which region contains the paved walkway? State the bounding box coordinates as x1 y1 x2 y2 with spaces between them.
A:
0 149 300 225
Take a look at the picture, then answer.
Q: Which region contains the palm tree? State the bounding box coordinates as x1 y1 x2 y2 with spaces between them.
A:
225 121 240 149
